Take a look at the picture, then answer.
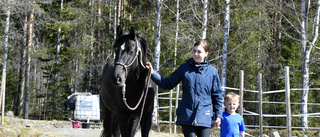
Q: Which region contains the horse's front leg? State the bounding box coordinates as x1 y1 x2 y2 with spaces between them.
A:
117 111 139 137
129 115 141 137
140 111 152 137
140 88 155 137
112 115 121 137
101 106 120 137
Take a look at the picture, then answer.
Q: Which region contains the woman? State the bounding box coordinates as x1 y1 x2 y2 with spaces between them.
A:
146 40 224 137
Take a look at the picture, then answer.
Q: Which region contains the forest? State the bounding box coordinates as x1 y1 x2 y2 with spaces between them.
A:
0 0 319 131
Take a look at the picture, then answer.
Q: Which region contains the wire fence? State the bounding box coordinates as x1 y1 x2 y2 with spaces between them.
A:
157 66 320 136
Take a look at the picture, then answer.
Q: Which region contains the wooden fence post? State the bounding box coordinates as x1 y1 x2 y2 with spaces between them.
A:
239 70 244 116
285 66 292 137
259 73 263 137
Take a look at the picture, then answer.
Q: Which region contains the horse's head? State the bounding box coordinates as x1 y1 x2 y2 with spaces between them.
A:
111 26 148 87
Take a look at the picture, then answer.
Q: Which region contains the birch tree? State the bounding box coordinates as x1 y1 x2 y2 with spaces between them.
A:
113 0 117 40
153 0 163 128
221 0 230 91
201 0 208 40
300 0 320 130
173 0 180 134
0 1 11 124
88 0 96 93
56 0 63 61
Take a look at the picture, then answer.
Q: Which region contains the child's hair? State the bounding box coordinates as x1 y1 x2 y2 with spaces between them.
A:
224 92 240 103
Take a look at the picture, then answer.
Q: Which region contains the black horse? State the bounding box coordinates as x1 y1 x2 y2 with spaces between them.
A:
100 26 154 137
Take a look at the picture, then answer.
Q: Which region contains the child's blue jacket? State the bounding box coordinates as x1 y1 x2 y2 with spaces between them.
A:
151 58 224 127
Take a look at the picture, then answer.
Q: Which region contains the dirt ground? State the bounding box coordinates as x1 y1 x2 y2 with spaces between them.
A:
50 127 102 137
2 117 319 137
50 128 182 137
0 117 183 137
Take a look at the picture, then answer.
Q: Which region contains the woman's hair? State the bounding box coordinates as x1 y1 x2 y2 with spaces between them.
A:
194 40 210 53
193 40 210 61
224 92 240 103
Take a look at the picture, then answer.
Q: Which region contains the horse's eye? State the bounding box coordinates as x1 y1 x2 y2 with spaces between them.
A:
130 51 134 55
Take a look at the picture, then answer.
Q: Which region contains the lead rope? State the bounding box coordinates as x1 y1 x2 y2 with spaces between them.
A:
121 39 147 110
121 60 147 110
122 83 145 110
119 39 152 134
135 69 151 135
122 68 151 134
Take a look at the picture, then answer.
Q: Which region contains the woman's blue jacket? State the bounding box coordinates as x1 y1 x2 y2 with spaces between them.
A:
151 58 224 128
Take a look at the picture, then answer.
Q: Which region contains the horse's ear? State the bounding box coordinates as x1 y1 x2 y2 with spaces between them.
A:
129 26 136 39
116 25 123 37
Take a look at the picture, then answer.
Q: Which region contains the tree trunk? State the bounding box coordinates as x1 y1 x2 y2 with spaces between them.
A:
300 0 308 130
97 0 101 53
201 0 208 40
153 0 163 131
221 0 230 92
74 60 79 93
173 0 180 133
254 0 262 125
56 0 63 61
278 0 282 39
0 3 11 125
117 0 122 25
300 0 320 130
17 14 28 116
24 0 35 119
128 2 131 22
114 0 117 40
88 0 95 93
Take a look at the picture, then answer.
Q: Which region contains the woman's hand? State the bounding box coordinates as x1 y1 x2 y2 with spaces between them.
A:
146 62 153 74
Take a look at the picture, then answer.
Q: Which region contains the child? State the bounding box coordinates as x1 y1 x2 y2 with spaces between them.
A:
220 92 246 137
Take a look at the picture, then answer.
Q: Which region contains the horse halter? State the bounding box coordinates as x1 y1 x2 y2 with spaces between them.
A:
114 39 146 73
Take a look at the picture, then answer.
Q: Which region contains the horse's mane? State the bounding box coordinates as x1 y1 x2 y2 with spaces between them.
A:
136 35 148 64
102 61 114 74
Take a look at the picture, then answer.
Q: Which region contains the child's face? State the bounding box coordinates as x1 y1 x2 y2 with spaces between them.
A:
224 99 239 114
